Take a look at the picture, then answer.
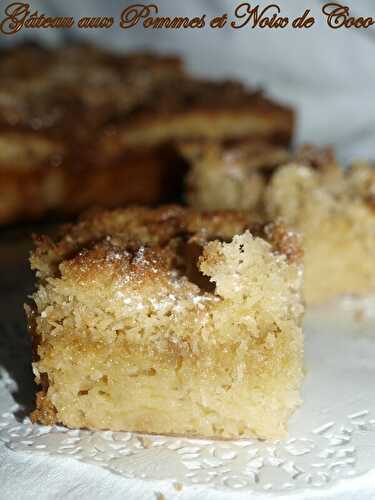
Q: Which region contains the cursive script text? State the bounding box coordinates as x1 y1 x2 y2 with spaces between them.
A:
0 2 74 34
231 3 289 29
322 3 375 28
120 4 206 29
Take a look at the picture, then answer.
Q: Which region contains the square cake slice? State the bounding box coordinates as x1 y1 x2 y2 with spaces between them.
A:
265 157 375 304
27 206 304 439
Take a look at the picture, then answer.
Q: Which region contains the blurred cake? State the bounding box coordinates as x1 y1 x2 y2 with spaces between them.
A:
0 43 294 225
99 81 294 154
184 142 375 304
182 140 291 215
28 206 304 439
266 158 375 304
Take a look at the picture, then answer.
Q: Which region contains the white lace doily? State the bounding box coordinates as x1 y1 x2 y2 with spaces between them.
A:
1 301 375 493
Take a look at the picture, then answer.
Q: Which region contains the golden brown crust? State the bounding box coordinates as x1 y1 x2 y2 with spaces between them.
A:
31 391 57 425
25 301 58 424
31 206 302 282
262 221 303 264
121 80 292 121
366 194 375 212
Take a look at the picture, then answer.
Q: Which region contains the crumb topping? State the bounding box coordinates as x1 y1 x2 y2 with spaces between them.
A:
31 206 302 280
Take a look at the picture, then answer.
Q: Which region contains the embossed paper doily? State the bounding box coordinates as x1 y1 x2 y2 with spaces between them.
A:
1 302 375 493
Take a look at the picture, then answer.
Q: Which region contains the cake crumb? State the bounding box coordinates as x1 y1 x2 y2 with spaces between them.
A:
173 482 183 491
155 493 166 500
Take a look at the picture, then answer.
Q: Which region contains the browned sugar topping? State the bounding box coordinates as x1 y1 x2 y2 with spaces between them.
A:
31 206 302 280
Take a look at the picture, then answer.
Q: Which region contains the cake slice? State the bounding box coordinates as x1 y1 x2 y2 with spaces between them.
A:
27 206 304 439
184 140 375 304
265 158 375 304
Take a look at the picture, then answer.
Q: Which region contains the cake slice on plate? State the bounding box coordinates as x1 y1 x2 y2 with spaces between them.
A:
27 206 304 439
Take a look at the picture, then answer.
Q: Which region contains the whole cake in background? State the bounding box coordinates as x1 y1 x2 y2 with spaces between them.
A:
0 43 294 225
27 206 304 439
183 142 375 304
